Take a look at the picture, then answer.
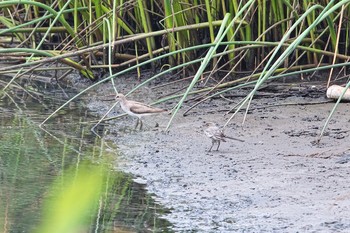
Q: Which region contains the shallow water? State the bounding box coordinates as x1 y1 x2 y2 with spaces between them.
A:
0 88 172 232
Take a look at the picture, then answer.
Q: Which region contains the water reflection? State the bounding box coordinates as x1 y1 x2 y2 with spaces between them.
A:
0 89 172 232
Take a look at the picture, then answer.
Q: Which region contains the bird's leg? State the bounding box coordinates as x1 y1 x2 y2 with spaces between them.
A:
216 140 220 151
139 119 143 130
209 140 214 152
134 118 140 129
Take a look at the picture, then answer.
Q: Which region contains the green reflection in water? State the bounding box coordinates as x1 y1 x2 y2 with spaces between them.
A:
0 92 172 233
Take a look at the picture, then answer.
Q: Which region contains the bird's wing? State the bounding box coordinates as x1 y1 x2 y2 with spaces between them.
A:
215 131 226 141
129 101 165 114
205 126 222 140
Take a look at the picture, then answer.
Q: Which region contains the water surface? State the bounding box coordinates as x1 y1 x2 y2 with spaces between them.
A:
0 88 172 232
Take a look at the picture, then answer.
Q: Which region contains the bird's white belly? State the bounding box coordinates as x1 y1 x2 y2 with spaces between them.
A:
204 130 214 138
120 103 138 118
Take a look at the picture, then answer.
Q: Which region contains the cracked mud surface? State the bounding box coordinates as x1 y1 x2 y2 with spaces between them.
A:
86 75 350 232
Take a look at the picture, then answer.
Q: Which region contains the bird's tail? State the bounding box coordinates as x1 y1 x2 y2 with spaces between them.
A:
224 135 244 142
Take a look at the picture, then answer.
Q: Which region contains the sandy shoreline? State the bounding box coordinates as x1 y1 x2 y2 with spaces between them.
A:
86 76 350 232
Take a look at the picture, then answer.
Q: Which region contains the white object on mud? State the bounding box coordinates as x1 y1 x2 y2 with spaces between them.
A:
326 85 350 100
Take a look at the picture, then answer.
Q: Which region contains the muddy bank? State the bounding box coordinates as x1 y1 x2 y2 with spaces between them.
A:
86 75 350 232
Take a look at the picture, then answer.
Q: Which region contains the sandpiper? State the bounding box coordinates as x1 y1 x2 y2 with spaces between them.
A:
115 93 167 129
204 122 244 151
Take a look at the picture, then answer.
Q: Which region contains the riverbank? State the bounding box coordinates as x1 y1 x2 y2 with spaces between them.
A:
85 73 350 232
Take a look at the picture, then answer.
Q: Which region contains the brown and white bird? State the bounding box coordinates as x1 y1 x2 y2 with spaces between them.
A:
115 93 167 129
204 122 244 151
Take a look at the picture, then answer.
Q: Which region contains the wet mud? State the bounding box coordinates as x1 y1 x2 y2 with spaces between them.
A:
86 75 350 232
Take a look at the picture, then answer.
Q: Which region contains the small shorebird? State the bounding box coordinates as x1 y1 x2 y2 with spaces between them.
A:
204 122 244 151
115 93 167 129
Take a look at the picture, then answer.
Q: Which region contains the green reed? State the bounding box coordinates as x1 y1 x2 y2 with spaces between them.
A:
1 0 347 78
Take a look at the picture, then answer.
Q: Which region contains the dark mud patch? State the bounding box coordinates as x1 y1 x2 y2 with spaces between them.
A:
86 76 350 232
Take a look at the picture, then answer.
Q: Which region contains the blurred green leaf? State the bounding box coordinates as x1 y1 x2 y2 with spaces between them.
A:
35 162 106 233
